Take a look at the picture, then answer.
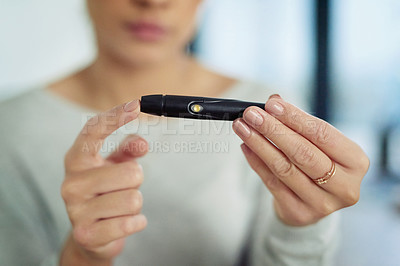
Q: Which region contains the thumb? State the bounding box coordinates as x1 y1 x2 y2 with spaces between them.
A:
107 135 148 163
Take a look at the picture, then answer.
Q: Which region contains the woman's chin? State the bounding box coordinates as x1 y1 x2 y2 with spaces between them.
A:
112 48 176 68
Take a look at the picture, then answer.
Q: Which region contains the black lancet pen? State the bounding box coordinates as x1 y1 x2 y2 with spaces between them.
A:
140 94 265 121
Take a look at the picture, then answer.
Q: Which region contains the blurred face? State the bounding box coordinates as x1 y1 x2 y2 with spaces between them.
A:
87 0 202 66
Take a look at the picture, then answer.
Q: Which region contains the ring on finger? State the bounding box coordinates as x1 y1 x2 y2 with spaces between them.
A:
313 160 336 185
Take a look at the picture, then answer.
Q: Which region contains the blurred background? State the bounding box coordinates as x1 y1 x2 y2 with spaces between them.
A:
1 0 399 265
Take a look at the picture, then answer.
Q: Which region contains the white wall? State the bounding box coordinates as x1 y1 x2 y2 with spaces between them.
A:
0 0 313 110
332 0 400 125
0 0 95 99
197 0 313 108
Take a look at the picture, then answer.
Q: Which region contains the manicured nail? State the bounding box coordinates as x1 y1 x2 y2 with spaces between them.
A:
269 94 282 99
265 99 284 116
233 120 251 138
124 100 140 112
244 109 263 126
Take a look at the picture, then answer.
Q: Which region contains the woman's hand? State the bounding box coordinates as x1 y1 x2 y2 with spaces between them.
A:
60 100 148 265
233 95 369 227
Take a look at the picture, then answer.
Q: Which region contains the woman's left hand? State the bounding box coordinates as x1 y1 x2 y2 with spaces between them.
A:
233 95 369 227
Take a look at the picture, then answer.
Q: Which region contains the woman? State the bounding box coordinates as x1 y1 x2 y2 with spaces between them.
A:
0 0 369 265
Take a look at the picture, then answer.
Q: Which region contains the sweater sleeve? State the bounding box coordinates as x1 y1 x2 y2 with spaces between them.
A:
249 187 340 266
0 151 61 266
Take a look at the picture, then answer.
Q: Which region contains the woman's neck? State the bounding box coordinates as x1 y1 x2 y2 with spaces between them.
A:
49 53 236 111
83 53 196 109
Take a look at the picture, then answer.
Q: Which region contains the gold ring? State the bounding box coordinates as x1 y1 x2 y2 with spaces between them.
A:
314 160 336 185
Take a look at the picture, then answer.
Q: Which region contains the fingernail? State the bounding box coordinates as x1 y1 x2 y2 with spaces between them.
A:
124 100 140 112
269 94 282 99
265 99 284 116
233 120 251 138
244 109 263 126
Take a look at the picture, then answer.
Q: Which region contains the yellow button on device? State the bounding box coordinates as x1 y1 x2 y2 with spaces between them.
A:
191 104 203 113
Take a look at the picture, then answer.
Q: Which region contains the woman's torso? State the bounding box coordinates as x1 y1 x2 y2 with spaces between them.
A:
0 80 271 265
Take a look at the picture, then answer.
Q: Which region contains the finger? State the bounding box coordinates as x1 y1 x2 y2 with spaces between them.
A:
240 143 297 201
66 100 140 170
243 106 332 180
237 114 359 204
240 143 326 225
62 161 143 202
233 119 340 212
264 95 366 169
107 135 149 163
73 214 147 249
82 189 143 223
237 118 359 208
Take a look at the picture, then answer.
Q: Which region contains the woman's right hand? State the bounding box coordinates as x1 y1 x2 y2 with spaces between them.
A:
60 100 148 265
